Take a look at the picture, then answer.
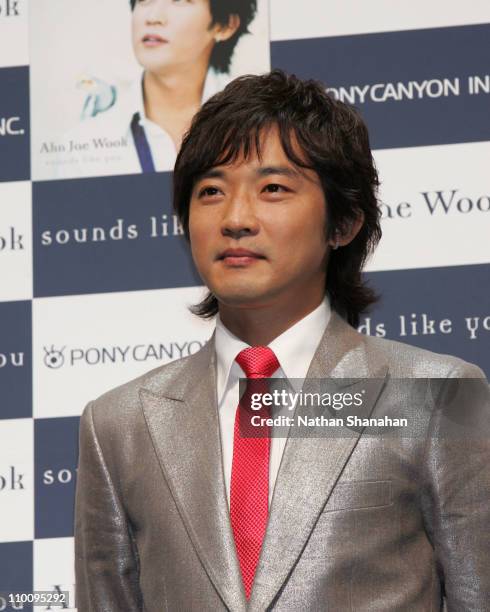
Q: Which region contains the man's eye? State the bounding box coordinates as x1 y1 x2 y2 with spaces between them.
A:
263 184 289 193
198 186 221 197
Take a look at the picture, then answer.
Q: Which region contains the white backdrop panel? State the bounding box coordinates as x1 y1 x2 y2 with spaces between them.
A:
367 141 490 272
271 0 490 40
0 0 29 68
0 181 32 301
33 286 213 418
0 418 34 542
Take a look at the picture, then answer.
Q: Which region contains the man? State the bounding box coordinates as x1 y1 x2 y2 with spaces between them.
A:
74 70 490 610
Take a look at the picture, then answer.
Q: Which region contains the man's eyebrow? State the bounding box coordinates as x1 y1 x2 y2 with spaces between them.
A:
195 168 225 182
194 165 303 184
256 165 301 178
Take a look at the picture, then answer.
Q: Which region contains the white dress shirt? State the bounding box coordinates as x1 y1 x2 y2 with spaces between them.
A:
215 297 331 507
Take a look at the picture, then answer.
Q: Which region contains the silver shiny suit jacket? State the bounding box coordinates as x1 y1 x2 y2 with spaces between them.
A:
74 311 490 611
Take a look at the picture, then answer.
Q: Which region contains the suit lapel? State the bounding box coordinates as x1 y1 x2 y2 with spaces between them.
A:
140 337 247 612
248 313 389 611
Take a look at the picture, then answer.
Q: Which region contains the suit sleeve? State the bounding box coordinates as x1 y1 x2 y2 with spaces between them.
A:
74 401 144 611
421 362 490 612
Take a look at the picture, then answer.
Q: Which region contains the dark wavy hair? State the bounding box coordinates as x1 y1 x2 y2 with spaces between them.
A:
129 0 257 73
173 70 382 327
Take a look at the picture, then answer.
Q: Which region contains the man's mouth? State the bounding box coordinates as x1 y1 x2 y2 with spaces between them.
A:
218 248 266 266
142 34 168 46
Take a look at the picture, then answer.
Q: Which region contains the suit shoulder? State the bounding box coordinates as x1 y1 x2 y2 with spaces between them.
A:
363 333 486 379
85 347 207 426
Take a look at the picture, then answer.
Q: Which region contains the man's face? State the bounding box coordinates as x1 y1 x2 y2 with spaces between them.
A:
131 0 216 74
189 126 329 311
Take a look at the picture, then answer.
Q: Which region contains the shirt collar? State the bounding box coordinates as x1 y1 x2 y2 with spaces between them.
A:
215 296 331 403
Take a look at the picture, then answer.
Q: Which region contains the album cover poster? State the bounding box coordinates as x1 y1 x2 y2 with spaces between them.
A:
30 0 270 181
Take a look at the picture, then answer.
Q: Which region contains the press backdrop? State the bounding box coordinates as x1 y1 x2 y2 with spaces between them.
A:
0 1 489 609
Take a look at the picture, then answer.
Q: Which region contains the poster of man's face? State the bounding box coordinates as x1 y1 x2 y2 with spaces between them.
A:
30 0 270 181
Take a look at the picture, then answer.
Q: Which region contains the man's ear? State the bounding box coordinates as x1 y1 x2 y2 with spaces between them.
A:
329 212 365 249
214 14 240 43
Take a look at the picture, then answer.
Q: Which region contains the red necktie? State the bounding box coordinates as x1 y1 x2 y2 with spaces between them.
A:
230 346 280 599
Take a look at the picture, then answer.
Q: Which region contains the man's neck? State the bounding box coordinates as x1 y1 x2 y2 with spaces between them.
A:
218 294 326 346
143 60 209 123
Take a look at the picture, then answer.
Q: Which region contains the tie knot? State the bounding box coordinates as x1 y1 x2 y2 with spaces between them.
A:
235 346 280 379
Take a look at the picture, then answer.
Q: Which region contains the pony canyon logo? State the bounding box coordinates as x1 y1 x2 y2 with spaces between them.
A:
43 340 204 368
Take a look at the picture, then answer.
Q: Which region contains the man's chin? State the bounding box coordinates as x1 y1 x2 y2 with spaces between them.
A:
215 292 272 310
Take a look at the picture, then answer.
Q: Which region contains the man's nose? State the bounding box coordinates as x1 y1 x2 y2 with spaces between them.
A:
146 0 169 24
220 196 260 239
